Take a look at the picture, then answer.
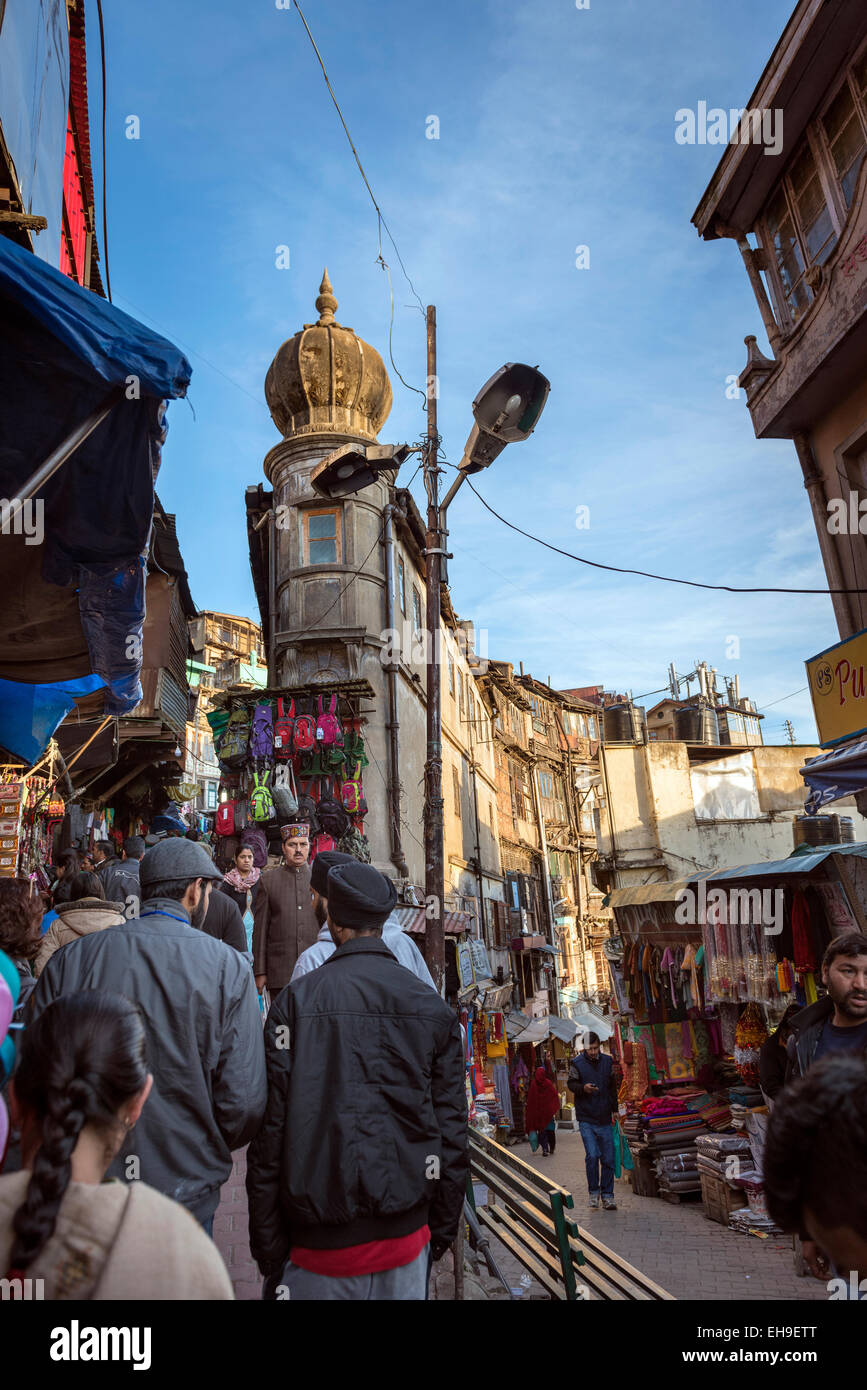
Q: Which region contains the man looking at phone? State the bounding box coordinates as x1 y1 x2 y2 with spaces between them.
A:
567 1032 619 1211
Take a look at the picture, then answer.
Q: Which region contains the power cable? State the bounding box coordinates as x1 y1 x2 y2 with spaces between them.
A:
756 685 808 711
462 476 867 595
291 0 428 406
95 0 111 301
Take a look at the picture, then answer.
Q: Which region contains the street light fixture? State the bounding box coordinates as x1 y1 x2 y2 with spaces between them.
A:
310 442 415 499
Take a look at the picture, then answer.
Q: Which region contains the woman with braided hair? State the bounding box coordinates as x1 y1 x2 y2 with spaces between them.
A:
0 992 233 1299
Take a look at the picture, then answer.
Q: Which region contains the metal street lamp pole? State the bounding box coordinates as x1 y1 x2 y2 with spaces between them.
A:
423 305 446 995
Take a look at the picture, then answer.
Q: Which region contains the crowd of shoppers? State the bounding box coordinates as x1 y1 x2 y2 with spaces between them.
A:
0 823 467 1302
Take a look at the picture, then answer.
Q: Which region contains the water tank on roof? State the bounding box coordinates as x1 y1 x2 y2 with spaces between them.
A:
793 814 855 849
602 702 644 744
674 704 719 744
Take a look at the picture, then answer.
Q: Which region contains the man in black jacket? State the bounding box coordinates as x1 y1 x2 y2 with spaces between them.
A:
786 932 867 1080
247 861 467 1300
201 883 248 955
783 930 867 1279
99 835 145 909
567 1032 620 1210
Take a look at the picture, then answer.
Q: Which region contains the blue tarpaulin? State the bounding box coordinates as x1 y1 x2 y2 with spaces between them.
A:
0 234 192 763
0 674 105 767
801 738 867 814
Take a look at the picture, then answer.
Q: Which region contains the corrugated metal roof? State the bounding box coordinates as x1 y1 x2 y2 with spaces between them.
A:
685 842 867 883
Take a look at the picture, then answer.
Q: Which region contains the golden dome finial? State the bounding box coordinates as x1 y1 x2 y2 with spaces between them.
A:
315 268 338 326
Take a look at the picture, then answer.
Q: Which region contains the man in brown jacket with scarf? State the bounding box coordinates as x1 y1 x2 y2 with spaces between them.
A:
253 824 319 995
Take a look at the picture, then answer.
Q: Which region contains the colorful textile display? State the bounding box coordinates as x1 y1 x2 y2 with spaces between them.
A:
734 1003 768 1084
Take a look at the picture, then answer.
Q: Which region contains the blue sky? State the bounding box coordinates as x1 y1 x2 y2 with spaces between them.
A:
89 0 826 743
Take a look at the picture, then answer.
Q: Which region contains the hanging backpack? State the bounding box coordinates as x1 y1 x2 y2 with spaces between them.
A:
273 764 298 822
218 705 251 767
249 701 274 760
249 771 275 823
341 760 366 817
298 747 328 778
310 831 335 862
316 693 343 746
273 697 295 758
241 826 268 869
337 825 372 863
216 799 246 835
317 781 350 840
295 781 320 836
343 719 369 769
293 709 316 754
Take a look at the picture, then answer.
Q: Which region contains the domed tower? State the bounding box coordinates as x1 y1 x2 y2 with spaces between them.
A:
262 270 394 688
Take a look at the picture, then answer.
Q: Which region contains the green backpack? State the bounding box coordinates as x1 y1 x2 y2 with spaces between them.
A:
249 770 275 823
218 705 251 767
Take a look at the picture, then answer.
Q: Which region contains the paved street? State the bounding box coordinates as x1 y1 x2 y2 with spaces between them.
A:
515 1129 827 1302
214 1133 827 1302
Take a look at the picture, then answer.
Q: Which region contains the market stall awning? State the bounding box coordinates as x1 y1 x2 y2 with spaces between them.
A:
801 738 867 813
547 1014 579 1045
0 234 191 762
390 906 471 935
504 1011 579 1045
570 1010 615 1041
684 842 867 884
604 874 714 908
504 1011 548 1044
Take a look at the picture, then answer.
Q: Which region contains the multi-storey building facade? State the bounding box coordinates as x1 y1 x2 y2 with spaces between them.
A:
0 0 104 291
693 0 867 810
185 611 265 814
245 274 504 970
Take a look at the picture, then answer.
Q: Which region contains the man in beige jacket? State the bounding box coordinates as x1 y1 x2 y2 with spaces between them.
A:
253 824 318 996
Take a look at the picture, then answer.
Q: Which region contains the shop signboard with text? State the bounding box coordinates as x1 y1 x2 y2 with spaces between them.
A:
806 628 867 747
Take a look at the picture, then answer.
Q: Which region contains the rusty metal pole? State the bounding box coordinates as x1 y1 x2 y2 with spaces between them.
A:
423 305 445 995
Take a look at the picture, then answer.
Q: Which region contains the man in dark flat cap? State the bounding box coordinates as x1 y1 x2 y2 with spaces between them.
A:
247 861 467 1300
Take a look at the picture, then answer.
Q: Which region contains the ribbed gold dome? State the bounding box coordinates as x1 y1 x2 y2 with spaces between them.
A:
264 270 393 442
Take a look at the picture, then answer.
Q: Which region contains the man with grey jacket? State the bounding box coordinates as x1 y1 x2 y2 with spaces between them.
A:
29 838 266 1233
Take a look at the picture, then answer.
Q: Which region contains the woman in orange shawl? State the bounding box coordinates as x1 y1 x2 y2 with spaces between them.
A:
525 1066 561 1156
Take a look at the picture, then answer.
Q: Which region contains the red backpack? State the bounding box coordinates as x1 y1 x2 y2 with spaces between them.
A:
310 832 335 862
216 799 246 836
316 693 342 746
273 697 295 759
293 711 316 753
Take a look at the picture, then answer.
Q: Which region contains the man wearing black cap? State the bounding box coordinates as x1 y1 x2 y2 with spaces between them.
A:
247 861 467 1300
292 850 435 987
30 837 267 1233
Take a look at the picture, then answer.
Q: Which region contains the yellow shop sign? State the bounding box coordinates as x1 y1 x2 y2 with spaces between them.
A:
806 629 867 747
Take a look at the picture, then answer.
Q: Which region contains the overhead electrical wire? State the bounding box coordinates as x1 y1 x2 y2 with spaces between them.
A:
291 0 428 407
462 475 867 596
